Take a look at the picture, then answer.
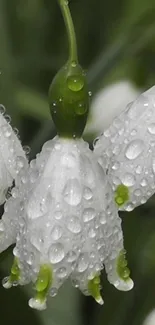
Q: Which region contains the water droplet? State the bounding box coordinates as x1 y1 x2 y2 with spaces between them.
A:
67 75 84 92
11 188 19 198
136 165 142 174
99 212 106 224
13 127 19 135
16 156 26 170
66 250 77 263
72 279 79 288
121 173 135 187
57 267 67 278
61 153 76 168
0 104 5 114
134 189 142 197
112 162 120 170
0 221 4 232
77 253 88 272
71 61 77 67
75 102 87 115
83 208 96 222
148 123 155 135
54 211 62 220
2 124 12 137
88 228 96 238
51 226 62 240
2 276 11 289
125 140 144 160
63 179 82 206
83 187 93 200
50 287 58 297
125 202 134 211
49 243 65 264
23 145 31 155
67 216 81 234
5 115 11 123
140 178 147 187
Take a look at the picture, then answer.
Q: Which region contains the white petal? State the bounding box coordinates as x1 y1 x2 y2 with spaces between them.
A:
143 310 155 325
85 81 139 137
94 85 155 211
0 112 27 203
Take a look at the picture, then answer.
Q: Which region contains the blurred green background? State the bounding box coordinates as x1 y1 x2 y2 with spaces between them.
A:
1 0 155 324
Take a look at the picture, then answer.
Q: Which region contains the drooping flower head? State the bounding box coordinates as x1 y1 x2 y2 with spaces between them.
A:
0 0 133 311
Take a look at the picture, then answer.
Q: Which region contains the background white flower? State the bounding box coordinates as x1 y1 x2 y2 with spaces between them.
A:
94 85 155 211
143 310 155 325
85 80 140 137
0 106 27 203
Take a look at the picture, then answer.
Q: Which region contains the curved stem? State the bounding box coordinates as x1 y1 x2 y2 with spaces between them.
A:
57 0 78 63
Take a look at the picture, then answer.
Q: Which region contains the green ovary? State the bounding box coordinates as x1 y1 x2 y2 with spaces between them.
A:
117 249 130 281
115 184 129 207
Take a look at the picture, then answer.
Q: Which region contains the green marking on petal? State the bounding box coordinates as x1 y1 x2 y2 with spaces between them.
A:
9 257 20 284
117 249 131 281
88 274 103 305
115 184 129 207
34 264 52 303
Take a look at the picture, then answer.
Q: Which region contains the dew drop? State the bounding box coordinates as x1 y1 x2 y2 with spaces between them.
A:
54 211 63 220
148 123 155 135
51 225 62 240
63 179 82 206
5 115 11 123
77 253 88 272
83 208 96 222
66 250 77 263
23 145 31 155
0 104 5 114
2 124 12 137
71 61 77 68
83 187 93 200
67 216 81 234
49 243 64 264
75 102 87 115
125 140 144 160
50 287 58 297
121 173 135 187
134 189 142 197
57 267 67 278
67 75 84 92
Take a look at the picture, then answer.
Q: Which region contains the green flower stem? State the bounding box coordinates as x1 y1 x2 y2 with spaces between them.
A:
57 0 78 63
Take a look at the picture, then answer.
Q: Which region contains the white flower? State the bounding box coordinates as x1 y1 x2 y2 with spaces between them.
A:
143 310 155 325
85 80 140 137
94 85 155 211
0 136 133 310
0 106 26 204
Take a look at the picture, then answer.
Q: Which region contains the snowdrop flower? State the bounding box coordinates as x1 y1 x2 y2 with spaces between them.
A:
85 80 140 137
143 310 155 325
0 0 133 310
0 105 26 204
0 136 133 310
94 86 155 211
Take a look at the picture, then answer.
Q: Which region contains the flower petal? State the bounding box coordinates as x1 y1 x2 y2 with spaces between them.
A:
94 85 155 211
